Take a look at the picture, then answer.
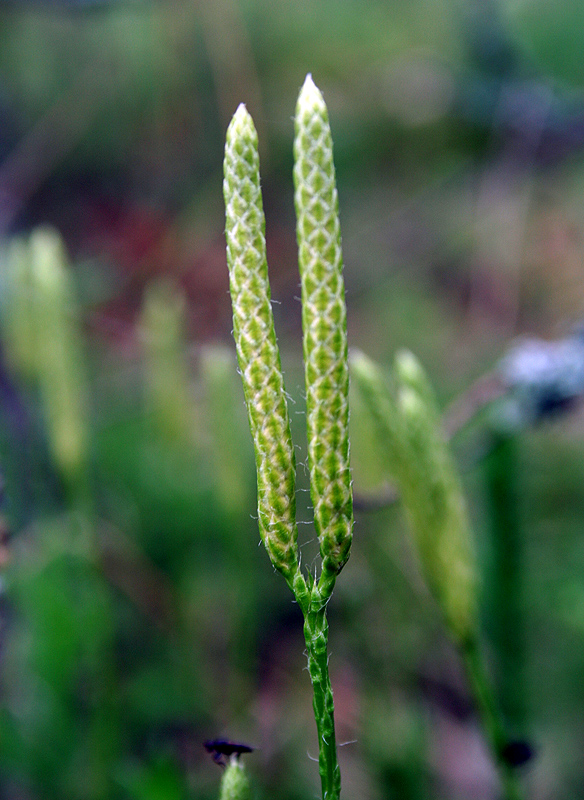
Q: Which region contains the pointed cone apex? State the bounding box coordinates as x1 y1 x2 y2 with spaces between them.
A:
297 73 326 114
395 349 421 382
227 104 255 142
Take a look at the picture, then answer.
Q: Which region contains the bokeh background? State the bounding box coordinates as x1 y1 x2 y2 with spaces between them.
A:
1 1 584 798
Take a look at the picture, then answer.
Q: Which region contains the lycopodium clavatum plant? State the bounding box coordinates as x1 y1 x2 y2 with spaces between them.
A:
223 74 352 800
350 349 527 800
3 228 89 494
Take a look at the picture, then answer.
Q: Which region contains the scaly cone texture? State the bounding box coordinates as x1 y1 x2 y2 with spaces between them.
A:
224 81 352 800
294 74 353 583
223 104 299 585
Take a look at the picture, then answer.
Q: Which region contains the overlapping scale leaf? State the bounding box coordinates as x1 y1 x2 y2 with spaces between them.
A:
223 105 299 583
293 75 353 579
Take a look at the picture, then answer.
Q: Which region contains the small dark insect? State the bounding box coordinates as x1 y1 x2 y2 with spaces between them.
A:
204 739 255 767
500 740 535 768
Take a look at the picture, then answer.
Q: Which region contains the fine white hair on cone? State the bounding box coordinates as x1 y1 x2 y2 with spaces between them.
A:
293 73 353 581
223 104 300 584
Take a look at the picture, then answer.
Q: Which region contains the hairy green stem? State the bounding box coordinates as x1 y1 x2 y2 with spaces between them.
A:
304 593 340 800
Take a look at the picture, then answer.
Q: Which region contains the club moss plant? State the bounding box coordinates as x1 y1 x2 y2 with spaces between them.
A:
2 228 91 527
223 74 352 800
350 348 525 800
4 228 88 489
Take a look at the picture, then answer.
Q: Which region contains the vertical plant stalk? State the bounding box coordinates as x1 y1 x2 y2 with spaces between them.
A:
224 76 353 800
294 74 353 800
484 432 525 733
303 598 340 800
462 639 524 800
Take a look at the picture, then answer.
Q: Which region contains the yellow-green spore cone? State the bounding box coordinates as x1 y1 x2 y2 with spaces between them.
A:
219 760 252 800
351 347 478 644
293 74 353 582
200 345 248 520
140 279 194 443
395 353 478 645
224 104 299 584
3 238 38 381
349 349 406 480
30 227 88 483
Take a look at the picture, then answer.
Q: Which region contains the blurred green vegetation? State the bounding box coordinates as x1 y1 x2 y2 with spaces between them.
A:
0 1 584 799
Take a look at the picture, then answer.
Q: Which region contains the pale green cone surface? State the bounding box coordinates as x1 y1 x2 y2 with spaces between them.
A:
394 349 441 428
224 104 299 582
395 358 478 645
140 279 193 443
349 349 406 479
200 345 248 518
219 760 252 800
30 227 88 481
3 238 38 380
351 348 477 644
294 74 353 579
